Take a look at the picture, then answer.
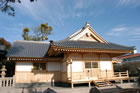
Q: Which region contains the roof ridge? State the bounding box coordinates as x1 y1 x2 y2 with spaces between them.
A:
15 40 50 44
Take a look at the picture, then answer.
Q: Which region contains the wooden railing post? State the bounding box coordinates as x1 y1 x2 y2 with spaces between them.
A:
126 70 129 77
119 72 121 77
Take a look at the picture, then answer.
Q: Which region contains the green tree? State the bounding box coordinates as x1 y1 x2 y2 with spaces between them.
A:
22 27 30 40
0 38 14 77
22 23 53 41
0 38 11 50
114 62 140 76
0 0 36 16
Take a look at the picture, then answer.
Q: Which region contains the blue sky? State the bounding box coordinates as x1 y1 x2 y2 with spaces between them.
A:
0 0 140 52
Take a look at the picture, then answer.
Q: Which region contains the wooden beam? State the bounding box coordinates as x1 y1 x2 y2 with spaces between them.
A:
8 57 63 62
70 59 73 82
51 47 132 54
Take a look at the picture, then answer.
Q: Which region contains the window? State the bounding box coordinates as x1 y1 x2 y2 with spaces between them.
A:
85 62 92 68
85 62 98 69
33 63 46 70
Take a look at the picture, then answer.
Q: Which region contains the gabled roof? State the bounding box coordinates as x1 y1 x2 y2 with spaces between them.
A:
7 22 135 58
52 40 134 51
65 22 108 43
6 40 50 58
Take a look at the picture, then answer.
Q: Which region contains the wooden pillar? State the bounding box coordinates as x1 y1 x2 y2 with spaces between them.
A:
98 53 101 79
70 59 73 88
65 53 69 81
88 82 91 87
71 82 74 88
126 70 129 77
120 79 123 84
126 70 130 83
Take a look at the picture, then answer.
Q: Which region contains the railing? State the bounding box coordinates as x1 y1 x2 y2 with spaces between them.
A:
0 76 15 87
114 70 129 77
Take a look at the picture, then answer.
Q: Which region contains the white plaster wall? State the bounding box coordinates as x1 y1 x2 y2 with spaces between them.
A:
48 62 60 71
68 61 83 72
100 61 112 70
16 62 32 71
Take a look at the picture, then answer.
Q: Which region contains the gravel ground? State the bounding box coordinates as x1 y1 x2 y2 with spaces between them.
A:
0 83 138 93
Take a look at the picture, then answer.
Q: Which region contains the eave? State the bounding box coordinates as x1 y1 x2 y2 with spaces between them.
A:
48 46 133 56
7 56 63 62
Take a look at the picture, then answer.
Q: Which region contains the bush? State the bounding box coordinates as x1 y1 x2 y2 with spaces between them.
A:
114 62 140 77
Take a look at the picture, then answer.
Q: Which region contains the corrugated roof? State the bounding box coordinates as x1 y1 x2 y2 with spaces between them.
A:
52 40 134 51
7 40 50 57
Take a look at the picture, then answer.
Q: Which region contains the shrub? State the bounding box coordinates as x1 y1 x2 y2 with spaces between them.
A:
114 62 140 77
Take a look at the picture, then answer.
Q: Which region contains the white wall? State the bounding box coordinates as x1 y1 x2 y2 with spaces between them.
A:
48 62 60 71
16 62 32 71
68 61 83 72
100 61 112 70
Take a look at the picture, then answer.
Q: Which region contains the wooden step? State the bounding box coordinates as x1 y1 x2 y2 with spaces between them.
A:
93 80 113 87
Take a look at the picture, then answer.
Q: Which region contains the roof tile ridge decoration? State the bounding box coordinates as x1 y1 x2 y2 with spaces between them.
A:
15 40 50 44
65 28 85 40
65 22 91 40
68 28 82 39
109 42 135 49
65 22 108 43
87 23 108 43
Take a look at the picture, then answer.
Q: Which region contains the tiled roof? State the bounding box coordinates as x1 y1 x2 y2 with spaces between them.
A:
121 53 140 59
52 40 134 51
6 40 50 57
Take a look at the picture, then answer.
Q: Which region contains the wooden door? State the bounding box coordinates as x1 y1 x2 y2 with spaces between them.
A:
85 62 99 80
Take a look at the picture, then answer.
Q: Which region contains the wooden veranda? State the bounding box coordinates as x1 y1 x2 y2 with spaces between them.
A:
68 70 129 88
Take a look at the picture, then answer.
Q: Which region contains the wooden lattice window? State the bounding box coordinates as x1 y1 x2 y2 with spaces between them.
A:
33 63 46 70
85 62 98 69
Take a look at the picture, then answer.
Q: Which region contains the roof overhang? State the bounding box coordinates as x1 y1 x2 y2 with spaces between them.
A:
7 56 63 62
48 46 133 56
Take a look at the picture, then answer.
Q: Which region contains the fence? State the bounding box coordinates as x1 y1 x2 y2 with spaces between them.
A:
0 76 15 87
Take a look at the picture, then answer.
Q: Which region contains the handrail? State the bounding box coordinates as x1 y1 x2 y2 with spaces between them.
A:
0 76 15 87
114 70 129 77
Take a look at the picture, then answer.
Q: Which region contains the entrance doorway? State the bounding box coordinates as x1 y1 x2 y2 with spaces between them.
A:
84 62 99 80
